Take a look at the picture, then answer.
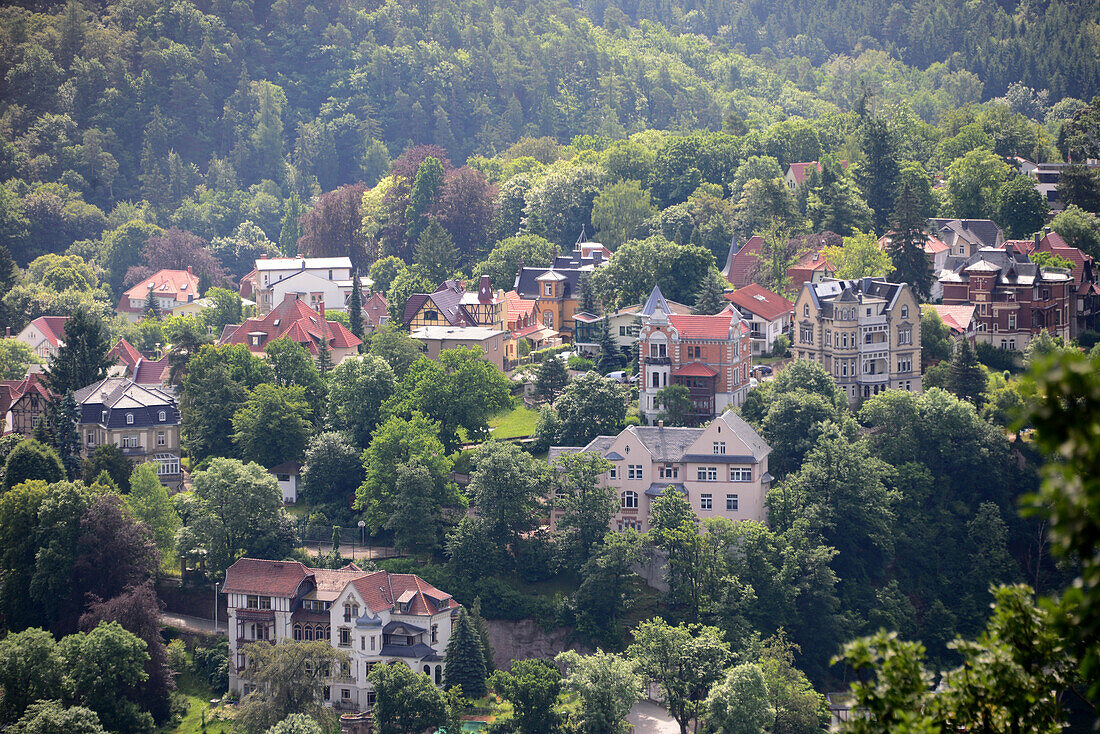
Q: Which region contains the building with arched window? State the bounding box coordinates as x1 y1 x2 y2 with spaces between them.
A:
224 558 457 714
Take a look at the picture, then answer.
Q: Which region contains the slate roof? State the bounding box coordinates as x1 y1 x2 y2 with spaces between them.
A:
998 232 1095 288
806 278 906 316
725 283 794 322
627 425 705 462
73 377 179 428
928 218 1004 250
402 282 476 327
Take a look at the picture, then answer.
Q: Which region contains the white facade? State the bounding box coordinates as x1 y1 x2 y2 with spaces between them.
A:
254 257 355 313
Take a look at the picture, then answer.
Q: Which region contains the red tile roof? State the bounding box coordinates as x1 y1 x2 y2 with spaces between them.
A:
725 283 794 322
222 558 312 596
109 339 143 370
668 310 740 340
26 316 68 348
119 268 200 313
672 362 719 377
787 162 821 186
363 292 389 327
133 357 169 385
221 294 361 355
722 236 764 289
930 304 976 335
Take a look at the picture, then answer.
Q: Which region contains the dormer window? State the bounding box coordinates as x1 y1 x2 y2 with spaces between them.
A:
126 413 134 425
158 410 166 422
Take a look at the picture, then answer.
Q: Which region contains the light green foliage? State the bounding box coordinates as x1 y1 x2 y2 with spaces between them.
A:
235 641 344 734
655 384 692 426
264 337 326 420
367 325 425 375
473 235 555 291
822 231 891 279
202 287 244 332
368 662 446 734
551 372 629 447
0 338 42 380
264 714 323 734
524 164 610 248
488 659 562 734
324 354 396 448
592 179 657 249
467 441 547 555
232 384 312 468
556 650 641 734
2 440 65 491
60 621 153 734
703 663 773 734
1050 204 1100 259
368 256 407 296
752 632 830 734
126 462 180 556
9 701 107 734
945 148 1011 220
919 308 953 368
592 234 716 308
552 451 615 570
385 267 434 324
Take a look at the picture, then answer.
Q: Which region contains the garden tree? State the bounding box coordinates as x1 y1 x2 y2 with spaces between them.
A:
368 257 406 299
368 324 425 374
856 113 900 233
210 221 280 278
761 390 847 477
806 168 874 237
435 165 498 261
592 236 716 308
1050 204 1100 259
126 463 180 556
1023 349 1100 698
79 581 173 724
384 267 435 323
535 355 568 403
996 176 1047 239
414 218 460 283
386 459 443 556
324 355 396 448
553 372 629 446
236 641 345 734
468 598 495 674
946 339 986 407
184 458 295 575
573 530 643 645
835 586 1074 733
265 714 323 734
389 348 511 451
1055 164 1100 213
655 384 693 427
919 309 953 368
73 494 160 602
1023 329 1064 366
525 164 610 248
3 440 64 491
180 345 273 462
278 194 303 256
693 270 728 315
489 659 562 734
233 384 312 468
750 223 798 296
0 481 51 630
298 184 369 267
444 609 488 699
552 451 616 570
578 272 601 316
348 270 364 342
49 392 81 479
555 650 641 734
138 229 226 286
164 316 212 385
264 338 326 419
734 178 802 238
142 287 159 319
592 179 657 249
753 632 829 734
202 287 245 332
627 618 732 734
59 623 152 734
703 663 773 734
368 662 447 734
467 441 547 557
0 627 64 724
0 339 41 379
596 319 624 373
405 156 446 245
472 235 554 291
356 412 456 534
647 490 717 621
9 701 107 734
532 405 564 453
42 307 113 396
445 516 501 586
299 432 364 506
946 148 1012 220
822 231 891 279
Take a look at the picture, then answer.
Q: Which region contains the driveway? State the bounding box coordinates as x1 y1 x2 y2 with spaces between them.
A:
160 611 226 635
628 701 679 734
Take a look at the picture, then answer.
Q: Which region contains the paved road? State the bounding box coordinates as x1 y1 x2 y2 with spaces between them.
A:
627 701 679 734
161 611 226 635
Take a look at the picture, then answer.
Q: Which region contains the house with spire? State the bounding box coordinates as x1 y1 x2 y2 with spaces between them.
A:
223 558 458 712
636 286 752 424
574 286 692 353
219 293 361 365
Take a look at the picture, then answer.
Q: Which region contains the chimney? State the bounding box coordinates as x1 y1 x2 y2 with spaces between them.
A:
187 265 193 275
318 302 325 317
479 275 492 302
4 327 9 337
1035 232 1041 248
1044 226 1052 235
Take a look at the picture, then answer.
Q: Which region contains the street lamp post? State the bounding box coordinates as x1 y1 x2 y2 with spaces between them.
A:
214 581 219 633
358 521 366 560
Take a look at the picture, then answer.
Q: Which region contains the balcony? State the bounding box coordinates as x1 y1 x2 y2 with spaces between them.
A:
645 356 670 365
121 446 147 456
860 371 889 384
858 314 887 326
858 340 889 355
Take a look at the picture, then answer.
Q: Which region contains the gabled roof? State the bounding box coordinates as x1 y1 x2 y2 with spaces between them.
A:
350 570 454 616
254 256 352 272
928 218 1003 249
109 339 143 370
22 316 68 348
624 426 705 463
668 308 742 340
722 235 765 289
133 358 169 385
223 558 312 596
221 294 362 354
120 268 200 311
362 292 389 327
402 283 476 327
929 304 976 335
786 161 822 186
725 283 794 322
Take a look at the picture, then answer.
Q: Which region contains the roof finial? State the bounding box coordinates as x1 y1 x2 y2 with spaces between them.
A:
576 225 587 246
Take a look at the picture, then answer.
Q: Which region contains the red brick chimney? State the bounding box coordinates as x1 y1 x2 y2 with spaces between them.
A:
187 265 193 275
318 301 325 317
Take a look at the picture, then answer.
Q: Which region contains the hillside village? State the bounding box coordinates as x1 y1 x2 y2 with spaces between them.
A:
2 0 1100 731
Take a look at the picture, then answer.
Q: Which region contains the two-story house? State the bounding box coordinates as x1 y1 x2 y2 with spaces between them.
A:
224 558 457 712
241 256 363 315
725 283 794 356
1 373 54 436
996 229 1098 337
403 277 503 332
220 294 362 365
573 288 692 354
792 277 922 404
73 377 184 489
928 219 1004 260
939 243 1074 349
636 286 752 425
548 411 773 532
13 316 68 360
513 242 612 339
504 291 558 361
116 268 201 323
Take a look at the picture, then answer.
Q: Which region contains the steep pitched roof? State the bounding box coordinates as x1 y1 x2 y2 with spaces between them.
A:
668 308 742 339
929 304 976 335
641 286 673 317
721 236 764 289
717 412 772 458
221 294 362 354
725 283 794 322
402 283 476 327
929 218 1003 250
24 316 68 348
133 358 169 385
672 362 718 377
350 570 454 615
109 339 143 370
786 161 821 186
362 292 389 327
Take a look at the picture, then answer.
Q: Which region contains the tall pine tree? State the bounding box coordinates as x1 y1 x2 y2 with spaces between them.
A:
947 339 986 408
348 269 364 343
596 318 624 373
144 286 160 319
888 168 933 300
52 390 82 479
578 272 600 315
856 112 900 234
279 193 302 256
317 338 334 374
444 609 488 699
694 271 728 315
414 218 459 284
468 597 495 674
44 307 115 395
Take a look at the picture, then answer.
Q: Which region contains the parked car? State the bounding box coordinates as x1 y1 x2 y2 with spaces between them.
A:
605 370 626 382
753 364 773 376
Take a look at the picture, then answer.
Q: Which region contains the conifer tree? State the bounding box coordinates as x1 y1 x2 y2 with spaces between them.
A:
947 339 986 408
348 269 364 342
535 354 569 403
694 271 728 315
279 193 302 256
143 287 160 320
415 218 459 284
316 338 334 374
52 391 82 479
406 156 445 245
597 319 624 373
888 171 933 300
444 609 488 699
468 597 495 674
44 307 115 396
579 272 600 315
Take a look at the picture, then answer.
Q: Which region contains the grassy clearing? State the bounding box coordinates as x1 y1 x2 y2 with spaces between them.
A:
489 405 539 439
171 673 231 734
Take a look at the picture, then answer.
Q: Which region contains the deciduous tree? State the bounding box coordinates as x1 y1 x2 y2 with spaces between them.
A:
236 641 345 734
368 661 446 734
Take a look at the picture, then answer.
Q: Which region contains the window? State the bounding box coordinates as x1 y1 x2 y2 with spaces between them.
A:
898 327 912 345
713 442 726 454
804 304 809 317
246 595 259 609
435 666 442 685
543 311 554 328
609 464 619 479
841 332 848 348
825 330 831 346
126 413 134 424
688 345 701 358
86 432 94 446
652 371 661 388
156 431 165 446
800 326 813 344
901 305 909 318
155 454 180 476
304 626 314 641
729 466 752 482
726 494 739 511
649 343 667 358
432 624 438 644
344 602 359 622
294 624 302 641
619 326 627 336
544 283 553 296
370 636 375 650
158 410 166 422
659 465 678 479
342 689 351 701
1008 313 1016 330
361 635 365 650
425 310 438 321
700 493 713 510
898 358 912 373
621 490 639 509
697 466 718 481
627 464 643 480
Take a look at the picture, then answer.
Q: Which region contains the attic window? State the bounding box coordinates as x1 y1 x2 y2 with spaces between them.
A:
158 410 166 422
754 294 766 301
126 413 134 424
273 319 281 327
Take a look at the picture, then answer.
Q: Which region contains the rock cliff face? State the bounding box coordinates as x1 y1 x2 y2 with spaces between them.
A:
485 619 591 669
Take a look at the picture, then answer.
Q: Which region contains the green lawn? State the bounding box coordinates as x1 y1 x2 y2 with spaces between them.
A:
489 405 539 439
171 674 231 734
